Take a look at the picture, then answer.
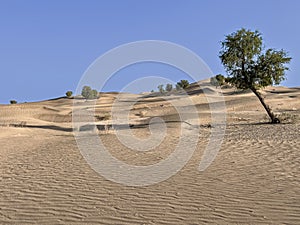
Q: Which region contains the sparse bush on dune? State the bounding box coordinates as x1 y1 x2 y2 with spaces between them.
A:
210 74 225 88
165 83 173 92
81 86 99 99
10 100 17 104
176 80 190 90
157 84 165 94
65 91 73 98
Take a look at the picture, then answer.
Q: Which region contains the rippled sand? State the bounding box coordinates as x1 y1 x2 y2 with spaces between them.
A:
0 85 299 224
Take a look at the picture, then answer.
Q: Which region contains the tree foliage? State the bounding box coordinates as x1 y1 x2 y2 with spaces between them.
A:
65 91 73 97
219 28 291 123
176 80 190 89
10 100 17 104
210 74 225 88
165 83 173 92
81 86 99 99
219 28 291 90
157 84 165 94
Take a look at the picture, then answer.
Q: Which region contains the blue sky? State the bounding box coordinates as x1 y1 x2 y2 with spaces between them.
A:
0 0 299 103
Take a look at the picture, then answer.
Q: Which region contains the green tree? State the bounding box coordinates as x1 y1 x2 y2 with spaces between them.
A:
81 86 99 99
219 28 291 123
65 91 73 98
210 74 225 88
165 83 173 92
216 74 225 86
157 84 165 94
90 89 99 99
176 80 190 89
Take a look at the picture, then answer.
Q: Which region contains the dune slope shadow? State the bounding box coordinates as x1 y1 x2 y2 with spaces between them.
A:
23 124 73 132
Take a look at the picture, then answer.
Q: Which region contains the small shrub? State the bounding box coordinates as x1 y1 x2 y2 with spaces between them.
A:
175 83 182 91
165 83 173 92
10 100 17 104
81 86 99 99
157 84 165 94
176 80 190 89
210 74 225 88
65 91 73 97
210 77 219 87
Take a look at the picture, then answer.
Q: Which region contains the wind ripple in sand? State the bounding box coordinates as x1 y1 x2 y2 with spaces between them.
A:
0 124 299 224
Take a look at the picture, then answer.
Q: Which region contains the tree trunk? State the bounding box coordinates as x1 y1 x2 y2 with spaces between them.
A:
250 88 280 123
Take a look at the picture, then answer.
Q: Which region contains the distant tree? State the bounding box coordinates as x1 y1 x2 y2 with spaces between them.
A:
210 77 218 88
165 83 173 92
157 84 165 94
65 91 73 98
81 86 99 99
81 86 92 99
219 28 291 123
216 74 225 86
10 100 17 104
210 74 225 88
90 89 99 99
175 84 182 91
176 80 190 89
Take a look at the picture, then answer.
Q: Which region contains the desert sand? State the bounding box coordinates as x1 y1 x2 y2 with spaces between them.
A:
0 84 299 224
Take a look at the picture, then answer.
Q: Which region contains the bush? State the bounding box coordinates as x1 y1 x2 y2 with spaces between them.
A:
81 86 99 99
10 100 17 104
176 80 190 89
210 77 219 87
210 74 225 88
165 83 173 92
157 84 165 94
65 91 73 97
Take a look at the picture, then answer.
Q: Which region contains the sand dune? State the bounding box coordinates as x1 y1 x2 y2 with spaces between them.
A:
0 85 299 224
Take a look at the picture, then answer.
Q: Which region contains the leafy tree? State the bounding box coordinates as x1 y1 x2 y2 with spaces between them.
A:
165 83 173 92
81 86 99 99
176 80 190 89
10 100 17 104
65 91 73 97
210 74 225 88
219 28 291 123
157 84 165 94
216 74 225 85
210 77 219 88
90 89 99 99
175 84 182 91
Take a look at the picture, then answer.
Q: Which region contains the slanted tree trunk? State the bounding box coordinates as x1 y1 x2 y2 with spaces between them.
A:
250 88 280 123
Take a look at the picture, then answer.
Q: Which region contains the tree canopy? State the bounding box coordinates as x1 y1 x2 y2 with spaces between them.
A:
219 28 292 123
219 28 291 90
176 80 190 89
81 86 99 99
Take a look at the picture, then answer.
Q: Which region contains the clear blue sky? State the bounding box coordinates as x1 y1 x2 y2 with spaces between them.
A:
0 0 299 103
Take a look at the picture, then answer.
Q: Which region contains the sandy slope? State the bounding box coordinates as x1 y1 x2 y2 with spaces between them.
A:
0 85 299 224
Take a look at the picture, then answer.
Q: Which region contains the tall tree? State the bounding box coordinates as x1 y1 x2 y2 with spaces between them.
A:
219 28 291 123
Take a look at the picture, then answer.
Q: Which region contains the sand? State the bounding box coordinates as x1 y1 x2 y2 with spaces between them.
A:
0 85 299 224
